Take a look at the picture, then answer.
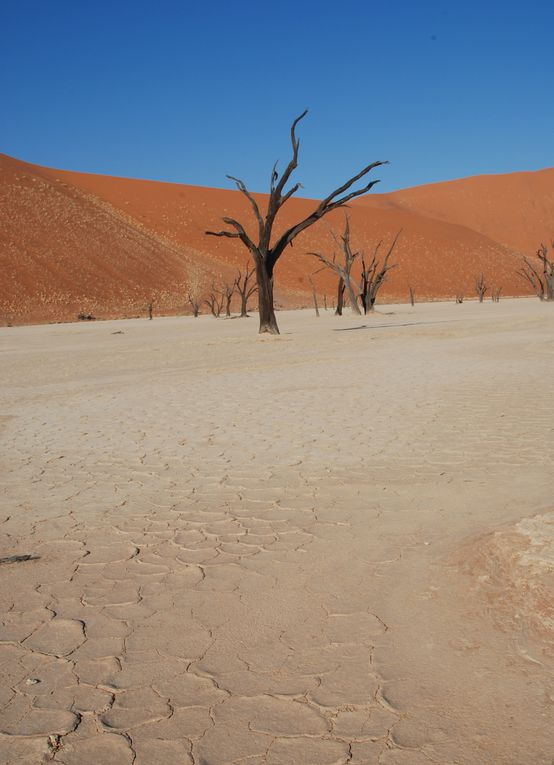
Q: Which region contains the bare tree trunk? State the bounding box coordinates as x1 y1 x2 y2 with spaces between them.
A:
335 277 345 316
323 295 327 311
220 281 235 317
538 243 554 300
240 293 248 317
256 260 279 334
345 278 361 315
360 273 369 314
308 276 320 317
408 286 415 306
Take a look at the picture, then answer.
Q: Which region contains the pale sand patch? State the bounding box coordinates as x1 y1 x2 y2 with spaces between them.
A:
0 299 553 764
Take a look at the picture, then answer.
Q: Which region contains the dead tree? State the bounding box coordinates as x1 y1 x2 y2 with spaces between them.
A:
147 302 153 320
475 274 488 302
518 256 545 300
519 243 554 301
358 231 400 314
205 284 225 317
234 262 258 317
335 277 346 316
408 286 415 307
206 111 386 333
188 295 201 317
308 275 320 317
455 294 464 304
310 217 362 315
491 286 502 302
222 280 236 317
187 267 205 317
537 243 554 300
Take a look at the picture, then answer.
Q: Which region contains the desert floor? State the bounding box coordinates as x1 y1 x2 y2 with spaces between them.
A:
1 299 553 765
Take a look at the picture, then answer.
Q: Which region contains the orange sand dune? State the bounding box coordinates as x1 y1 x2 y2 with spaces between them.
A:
1 153 551 324
357 168 554 255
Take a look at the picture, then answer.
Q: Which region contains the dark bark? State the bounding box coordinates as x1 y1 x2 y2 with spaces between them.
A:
538 243 554 300
206 111 387 334
359 232 400 314
255 259 279 334
335 277 345 316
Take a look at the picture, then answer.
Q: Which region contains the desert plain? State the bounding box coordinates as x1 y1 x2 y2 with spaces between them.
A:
1 298 553 765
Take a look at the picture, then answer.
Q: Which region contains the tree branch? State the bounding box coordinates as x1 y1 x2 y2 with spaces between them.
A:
206 216 256 251
226 175 264 238
269 165 386 267
279 182 303 206
308 251 339 272
382 229 402 265
206 229 241 239
320 161 388 207
274 110 308 199
269 161 279 195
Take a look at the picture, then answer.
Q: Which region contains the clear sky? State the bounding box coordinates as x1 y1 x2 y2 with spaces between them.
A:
2 0 553 196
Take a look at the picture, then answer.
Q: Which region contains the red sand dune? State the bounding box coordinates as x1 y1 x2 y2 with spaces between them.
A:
1 153 552 324
357 168 554 256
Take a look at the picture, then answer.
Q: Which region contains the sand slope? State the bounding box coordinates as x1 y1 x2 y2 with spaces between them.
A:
1 153 552 323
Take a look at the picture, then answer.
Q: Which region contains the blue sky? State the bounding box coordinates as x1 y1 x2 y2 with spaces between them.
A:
2 0 553 196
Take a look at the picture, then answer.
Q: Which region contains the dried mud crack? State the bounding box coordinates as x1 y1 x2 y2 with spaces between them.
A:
1 301 553 764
